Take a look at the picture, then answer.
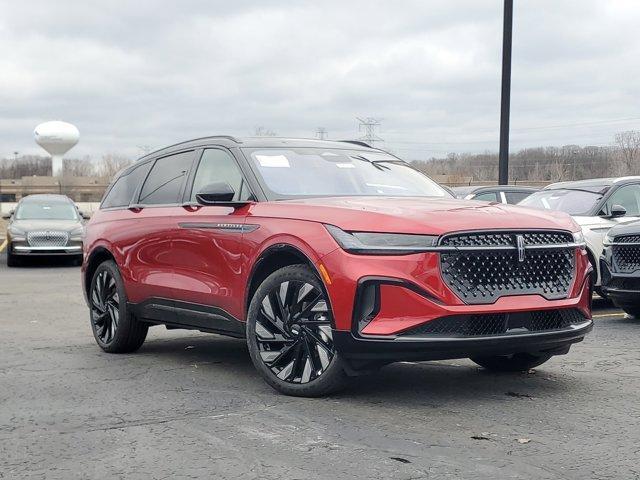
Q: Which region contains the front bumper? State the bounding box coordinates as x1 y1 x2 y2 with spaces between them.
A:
333 320 593 362
10 242 83 256
320 245 593 362
600 254 640 307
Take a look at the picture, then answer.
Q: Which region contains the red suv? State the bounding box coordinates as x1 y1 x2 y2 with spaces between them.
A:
82 137 593 396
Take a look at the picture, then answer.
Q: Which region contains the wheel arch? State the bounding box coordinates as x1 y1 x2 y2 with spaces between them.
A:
585 246 599 285
83 246 116 303
244 243 326 320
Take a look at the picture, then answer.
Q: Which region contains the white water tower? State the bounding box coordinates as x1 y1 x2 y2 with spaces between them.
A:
34 121 80 177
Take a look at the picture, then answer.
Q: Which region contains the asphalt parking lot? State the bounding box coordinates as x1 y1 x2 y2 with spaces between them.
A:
1 255 639 480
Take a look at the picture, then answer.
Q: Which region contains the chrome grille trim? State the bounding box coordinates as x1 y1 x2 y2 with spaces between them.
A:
27 231 69 247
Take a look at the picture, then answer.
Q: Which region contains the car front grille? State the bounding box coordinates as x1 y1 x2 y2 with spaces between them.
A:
27 230 69 247
439 231 576 304
399 308 587 337
612 235 640 273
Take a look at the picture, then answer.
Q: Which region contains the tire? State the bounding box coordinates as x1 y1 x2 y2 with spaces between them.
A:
246 264 347 397
6 247 20 267
620 306 640 318
89 260 148 353
471 352 553 372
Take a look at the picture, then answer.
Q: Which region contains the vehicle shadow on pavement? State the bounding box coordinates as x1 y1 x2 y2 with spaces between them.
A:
7 256 80 268
134 333 584 403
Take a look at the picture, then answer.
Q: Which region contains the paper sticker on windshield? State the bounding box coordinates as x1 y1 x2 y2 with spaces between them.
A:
256 155 290 168
336 163 355 169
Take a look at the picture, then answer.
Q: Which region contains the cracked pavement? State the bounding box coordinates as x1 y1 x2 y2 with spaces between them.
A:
1 257 639 479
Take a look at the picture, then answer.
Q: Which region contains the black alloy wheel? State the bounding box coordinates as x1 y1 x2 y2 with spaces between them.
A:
91 268 120 344
89 260 148 353
247 265 347 396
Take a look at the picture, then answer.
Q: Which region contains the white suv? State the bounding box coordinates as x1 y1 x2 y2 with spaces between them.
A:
518 177 640 294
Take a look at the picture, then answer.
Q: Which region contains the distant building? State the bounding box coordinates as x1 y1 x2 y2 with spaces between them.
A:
0 176 109 202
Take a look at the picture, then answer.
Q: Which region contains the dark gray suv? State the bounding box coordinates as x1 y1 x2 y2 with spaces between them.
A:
3 194 86 267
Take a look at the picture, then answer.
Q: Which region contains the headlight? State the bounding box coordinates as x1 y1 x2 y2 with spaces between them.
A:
603 233 614 246
572 230 585 245
325 225 438 254
69 226 84 240
8 225 26 239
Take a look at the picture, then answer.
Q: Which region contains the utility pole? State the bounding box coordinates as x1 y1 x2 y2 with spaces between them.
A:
316 127 328 140
356 117 383 147
498 0 513 185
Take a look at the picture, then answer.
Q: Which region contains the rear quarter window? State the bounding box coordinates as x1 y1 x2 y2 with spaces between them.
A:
101 163 151 209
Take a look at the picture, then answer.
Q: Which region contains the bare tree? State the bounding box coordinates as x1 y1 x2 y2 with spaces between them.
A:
614 130 640 175
0 155 51 178
63 157 95 177
97 154 133 179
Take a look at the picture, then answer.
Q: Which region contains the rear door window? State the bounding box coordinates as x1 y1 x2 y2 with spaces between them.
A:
139 151 194 205
101 162 151 209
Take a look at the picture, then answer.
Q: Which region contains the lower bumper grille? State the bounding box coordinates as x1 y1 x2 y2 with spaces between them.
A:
400 308 587 338
27 231 69 247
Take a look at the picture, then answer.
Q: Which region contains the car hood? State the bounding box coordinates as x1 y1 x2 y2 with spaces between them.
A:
248 196 578 234
608 219 640 237
10 219 83 232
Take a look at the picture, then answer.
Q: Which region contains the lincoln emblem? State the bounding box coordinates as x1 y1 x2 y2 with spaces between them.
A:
516 234 526 262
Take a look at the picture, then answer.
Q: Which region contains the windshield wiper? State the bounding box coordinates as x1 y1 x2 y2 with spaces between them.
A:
350 155 392 171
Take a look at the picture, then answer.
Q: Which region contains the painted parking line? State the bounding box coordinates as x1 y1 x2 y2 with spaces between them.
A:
592 312 626 318
0 239 6 253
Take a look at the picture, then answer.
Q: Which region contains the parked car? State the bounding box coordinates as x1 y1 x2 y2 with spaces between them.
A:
600 221 640 316
3 194 86 267
82 137 592 397
452 185 539 204
518 177 640 294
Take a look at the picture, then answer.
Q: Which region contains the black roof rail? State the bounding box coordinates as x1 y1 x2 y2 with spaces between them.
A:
138 135 242 161
339 140 372 148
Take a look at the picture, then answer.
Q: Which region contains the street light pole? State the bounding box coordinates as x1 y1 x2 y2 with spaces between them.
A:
498 0 513 185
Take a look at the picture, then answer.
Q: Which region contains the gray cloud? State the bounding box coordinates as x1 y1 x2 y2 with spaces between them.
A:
1 0 638 161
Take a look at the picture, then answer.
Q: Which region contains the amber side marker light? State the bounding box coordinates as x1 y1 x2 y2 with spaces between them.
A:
318 263 332 285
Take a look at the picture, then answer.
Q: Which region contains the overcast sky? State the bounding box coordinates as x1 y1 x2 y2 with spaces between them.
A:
1 0 639 161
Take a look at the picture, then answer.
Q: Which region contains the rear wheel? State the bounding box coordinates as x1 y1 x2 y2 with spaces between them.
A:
246 265 347 397
471 352 553 372
89 260 148 353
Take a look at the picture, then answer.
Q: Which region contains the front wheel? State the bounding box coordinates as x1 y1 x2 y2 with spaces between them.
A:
246 265 347 397
471 352 553 372
620 306 640 318
6 246 20 267
89 260 148 353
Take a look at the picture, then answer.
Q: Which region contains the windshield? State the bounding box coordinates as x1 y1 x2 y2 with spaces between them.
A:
244 148 449 198
16 201 78 220
518 189 603 215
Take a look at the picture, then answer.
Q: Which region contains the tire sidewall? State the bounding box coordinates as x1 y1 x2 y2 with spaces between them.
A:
89 260 131 352
246 265 346 396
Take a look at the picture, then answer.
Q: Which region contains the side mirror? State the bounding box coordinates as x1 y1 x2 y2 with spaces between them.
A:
609 204 627 218
78 211 91 220
2 209 14 220
195 182 251 209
